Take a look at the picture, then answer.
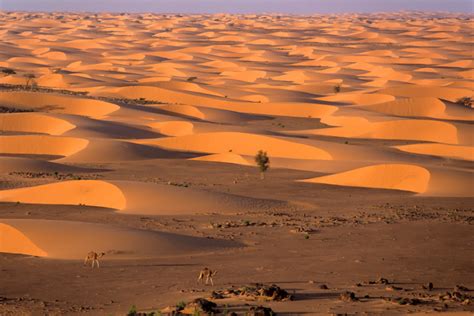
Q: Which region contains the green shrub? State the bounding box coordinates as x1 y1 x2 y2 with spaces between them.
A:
127 305 137 316
176 301 186 311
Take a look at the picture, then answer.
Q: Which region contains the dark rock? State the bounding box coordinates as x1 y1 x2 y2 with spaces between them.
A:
377 277 390 285
390 297 422 306
188 298 218 314
212 284 292 301
422 282 433 291
247 306 275 316
340 291 357 302
368 277 389 285
210 291 224 299
455 285 470 292
385 285 403 291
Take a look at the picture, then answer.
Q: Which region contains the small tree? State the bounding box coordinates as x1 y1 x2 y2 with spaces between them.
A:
255 150 270 180
24 73 36 90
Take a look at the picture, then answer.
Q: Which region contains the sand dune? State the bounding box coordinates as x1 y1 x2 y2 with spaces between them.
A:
0 11 472 315
360 97 446 118
93 85 228 109
0 180 126 210
317 93 395 105
0 180 286 215
299 119 459 144
221 70 267 83
395 143 474 161
359 97 472 121
57 139 189 163
0 157 99 173
0 222 48 257
0 92 120 117
0 219 239 259
148 121 193 136
380 86 471 103
301 164 430 193
110 181 282 215
423 168 474 197
191 152 251 166
94 85 338 119
0 113 75 135
35 73 69 89
137 132 332 160
211 102 337 119
156 104 205 120
0 135 88 157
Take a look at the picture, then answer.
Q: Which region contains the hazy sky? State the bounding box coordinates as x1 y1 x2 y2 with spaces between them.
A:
1 0 473 14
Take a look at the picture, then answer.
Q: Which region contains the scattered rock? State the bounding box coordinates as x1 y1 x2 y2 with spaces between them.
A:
340 291 358 302
367 277 390 285
455 285 470 292
377 277 390 285
422 282 433 291
439 291 472 303
319 284 329 290
385 285 403 291
187 298 218 314
210 291 225 299
388 297 421 306
290 226 317 234
161 298 219 315
211 284 293 301
247 306 275 316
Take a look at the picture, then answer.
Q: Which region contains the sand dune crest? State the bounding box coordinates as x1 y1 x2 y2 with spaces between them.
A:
301 164 430 193
0 180 126 210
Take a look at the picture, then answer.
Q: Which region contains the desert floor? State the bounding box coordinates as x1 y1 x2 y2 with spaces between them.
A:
0 11 473 315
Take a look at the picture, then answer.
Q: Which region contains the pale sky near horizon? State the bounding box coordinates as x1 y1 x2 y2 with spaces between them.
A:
1 0 473 14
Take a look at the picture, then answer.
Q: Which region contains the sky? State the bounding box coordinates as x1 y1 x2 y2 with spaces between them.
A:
1 0 473 14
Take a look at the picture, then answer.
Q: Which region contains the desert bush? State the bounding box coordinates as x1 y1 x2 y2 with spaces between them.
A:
334 84 341 94
0 106 35 113
127 305 137 316
456 97 473 108
176 301 187 311
1 68 16 75
255 150 270 179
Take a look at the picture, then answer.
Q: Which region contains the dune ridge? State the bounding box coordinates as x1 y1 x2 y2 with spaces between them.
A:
0 219 239 259
0 180 288 215
137 132 333 160
301 164 430 193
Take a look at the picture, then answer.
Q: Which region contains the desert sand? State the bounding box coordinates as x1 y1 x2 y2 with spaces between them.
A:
0 11 473 315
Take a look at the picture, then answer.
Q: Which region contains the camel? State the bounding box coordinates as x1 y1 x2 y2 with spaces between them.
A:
197 267 217 286
84 251 105 268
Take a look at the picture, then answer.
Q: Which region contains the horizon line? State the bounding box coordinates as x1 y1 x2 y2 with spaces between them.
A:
1 9 473 16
